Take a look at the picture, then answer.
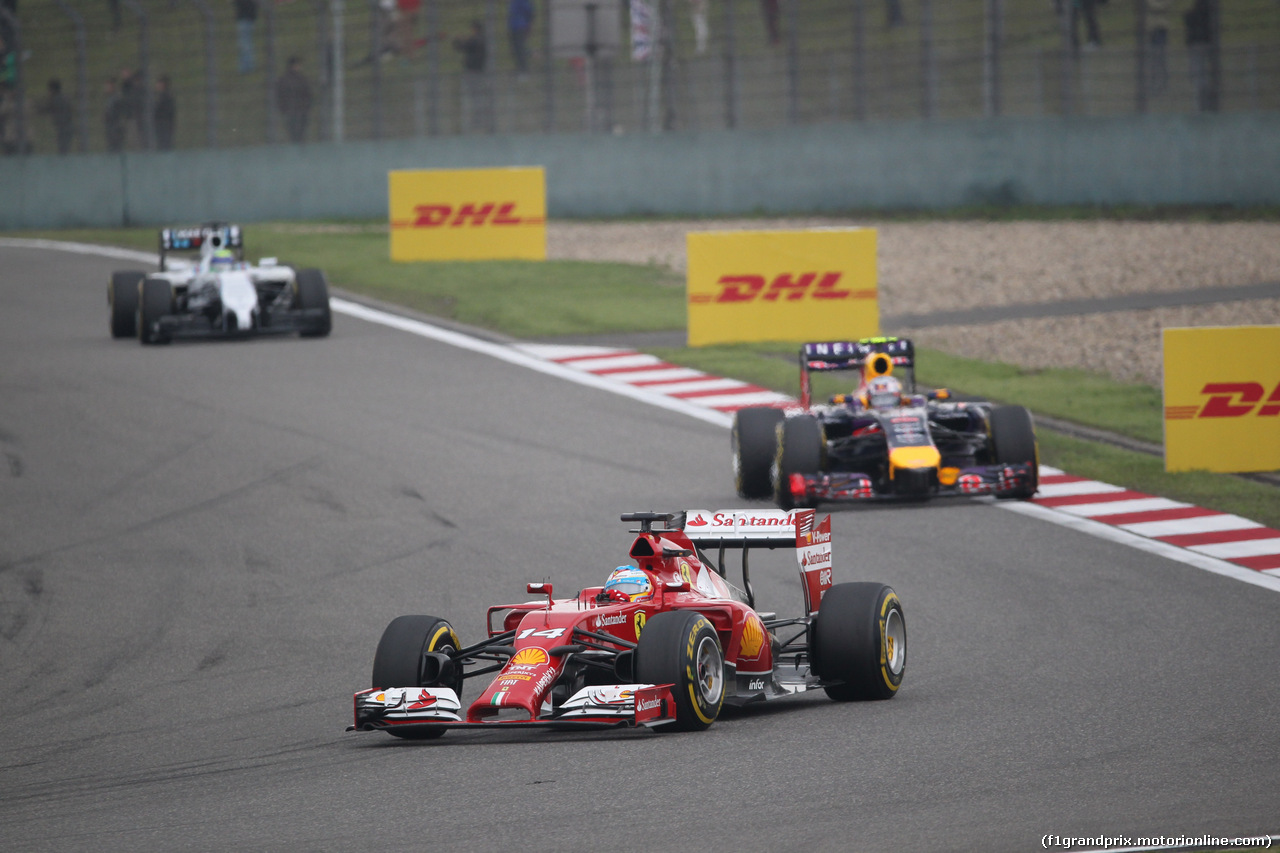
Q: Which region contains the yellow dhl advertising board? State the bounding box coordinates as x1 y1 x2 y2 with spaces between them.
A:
686 228 878 347
389 167 546 261
1163 325 1280 473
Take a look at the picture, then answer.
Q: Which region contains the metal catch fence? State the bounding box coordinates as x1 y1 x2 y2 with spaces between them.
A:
1 0 1275 156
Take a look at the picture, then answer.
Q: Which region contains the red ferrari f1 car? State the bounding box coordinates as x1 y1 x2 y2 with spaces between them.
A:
349 509 905 737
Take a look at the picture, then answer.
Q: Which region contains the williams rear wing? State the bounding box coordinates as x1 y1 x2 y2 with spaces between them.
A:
159 222 244 270
673 509 833 616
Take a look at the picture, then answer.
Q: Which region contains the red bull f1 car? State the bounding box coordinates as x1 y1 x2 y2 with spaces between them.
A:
732 337 1038 509
349 509 905 737
107 222 331 344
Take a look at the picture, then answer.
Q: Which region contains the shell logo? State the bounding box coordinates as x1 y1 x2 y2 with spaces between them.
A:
740 613 766 659
510 648 549 667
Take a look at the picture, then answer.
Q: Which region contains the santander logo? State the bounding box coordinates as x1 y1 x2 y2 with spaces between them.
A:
408 690 437 710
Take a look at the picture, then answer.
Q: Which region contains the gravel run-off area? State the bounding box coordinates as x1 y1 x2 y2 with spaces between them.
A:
546 219 1280 387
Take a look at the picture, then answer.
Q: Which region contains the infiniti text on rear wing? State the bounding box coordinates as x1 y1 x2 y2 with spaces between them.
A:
800 337 915 407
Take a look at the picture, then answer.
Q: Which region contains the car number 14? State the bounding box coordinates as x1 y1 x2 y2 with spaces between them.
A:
516 627 567 640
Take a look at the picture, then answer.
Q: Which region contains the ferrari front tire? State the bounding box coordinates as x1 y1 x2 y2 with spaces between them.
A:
137 277 173 345
634 610 725 732
109 271 143 338
732 407 785 499
810 582 905 701
989 404 1038 500
294 268 332 338
371 614 462 740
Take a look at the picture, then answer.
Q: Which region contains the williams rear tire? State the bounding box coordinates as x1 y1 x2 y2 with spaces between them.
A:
109 271 143 338
634 610 725 732
989 404 1038 500
732 407 785 499
810 582 905 701
772 415 823 510
371 615 462 740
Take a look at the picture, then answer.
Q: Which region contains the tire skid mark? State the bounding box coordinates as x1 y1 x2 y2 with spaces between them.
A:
314 537 456 584
0 456 323 579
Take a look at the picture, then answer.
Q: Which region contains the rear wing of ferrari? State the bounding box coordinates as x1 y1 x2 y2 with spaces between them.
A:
799 337 915 407
673 509 833 616
159 222 244 270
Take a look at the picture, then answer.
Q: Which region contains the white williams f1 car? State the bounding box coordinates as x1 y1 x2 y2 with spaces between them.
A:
108 222 331 344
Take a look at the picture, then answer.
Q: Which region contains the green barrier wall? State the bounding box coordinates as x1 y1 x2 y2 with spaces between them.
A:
3 113 1278 229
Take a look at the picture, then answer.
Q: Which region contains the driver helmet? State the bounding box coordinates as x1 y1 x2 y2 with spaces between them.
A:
602 567 653 602
863 375 904 411
209 248 238 269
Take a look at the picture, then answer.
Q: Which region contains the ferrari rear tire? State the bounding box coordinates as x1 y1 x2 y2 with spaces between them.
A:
137 277 173 345
989 404 1039 500
732 407 785 499
772 415 823 510
810 582 905 702
294 268 332 338
109 271 143 338
371 615 462 740
634 610 725 732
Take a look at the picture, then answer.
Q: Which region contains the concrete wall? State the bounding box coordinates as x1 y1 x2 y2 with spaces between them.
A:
3 113 1278 229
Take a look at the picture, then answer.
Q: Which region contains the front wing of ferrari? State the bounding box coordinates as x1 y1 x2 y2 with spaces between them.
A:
349 684 677 732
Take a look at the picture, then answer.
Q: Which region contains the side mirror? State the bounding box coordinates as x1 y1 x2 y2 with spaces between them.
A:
527 582 553 605
664 579 690 593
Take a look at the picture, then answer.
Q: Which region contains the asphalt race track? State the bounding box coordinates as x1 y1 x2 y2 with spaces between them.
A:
1 245 1277 853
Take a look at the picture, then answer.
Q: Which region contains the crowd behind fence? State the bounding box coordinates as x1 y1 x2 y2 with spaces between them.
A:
0 0 1276 158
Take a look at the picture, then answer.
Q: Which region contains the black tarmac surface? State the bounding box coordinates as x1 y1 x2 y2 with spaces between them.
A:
1 246 1277 852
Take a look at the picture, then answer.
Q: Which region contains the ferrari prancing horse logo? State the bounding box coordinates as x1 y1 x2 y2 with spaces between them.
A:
634 611 646 639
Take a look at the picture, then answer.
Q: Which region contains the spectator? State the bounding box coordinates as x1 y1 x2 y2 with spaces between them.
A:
508 0 534 75
453 19 490 132
885 0 903 29
153 74 175 150
37 78 75 155
103 76 126 152
397 0 422 58
0 81 16 155
0 34 14 87
1144 0 1170 98
1184 0 1216 112
117 67 148 148
373 0 396 61
689 0 708 55
0 0 15 67
233 0 258 73
275 55 312 142
760 0 779 46
1074 0 1102 51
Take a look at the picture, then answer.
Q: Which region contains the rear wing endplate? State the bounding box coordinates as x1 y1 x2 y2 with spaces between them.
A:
674 509 833 616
